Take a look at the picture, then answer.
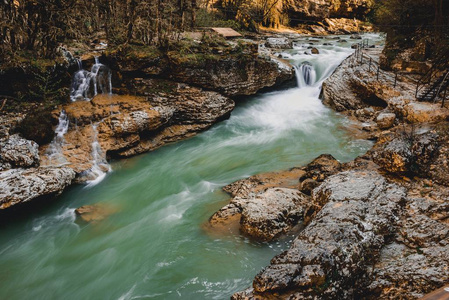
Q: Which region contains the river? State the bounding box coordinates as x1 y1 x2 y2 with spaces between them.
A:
0 34 384 300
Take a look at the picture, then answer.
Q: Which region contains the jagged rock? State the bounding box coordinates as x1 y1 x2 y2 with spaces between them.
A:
299 178 319 195
233 171 406 299
167 57 294 97
371 130 440 176
265 38 293 49
0 167 75 209
376 112 396 129
300 154 341 182
366 243 449 299
365 193 449 298
109 49 294 97
311 47 319 54
209 188 309 241
41 88 234 176
372 136 412 174
0 134 40 169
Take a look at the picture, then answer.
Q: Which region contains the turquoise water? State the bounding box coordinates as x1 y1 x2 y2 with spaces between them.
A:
0 34 383 300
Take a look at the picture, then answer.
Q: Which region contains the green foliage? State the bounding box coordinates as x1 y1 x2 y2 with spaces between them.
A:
28 68 67 104
195 8 242 31
373 0 437 37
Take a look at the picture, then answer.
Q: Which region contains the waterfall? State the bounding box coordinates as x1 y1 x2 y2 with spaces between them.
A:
70 57 112 102
85 124 111 187
294 62 317 88
45 110 69 165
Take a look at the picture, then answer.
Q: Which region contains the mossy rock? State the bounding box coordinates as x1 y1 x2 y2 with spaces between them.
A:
16 109 55 145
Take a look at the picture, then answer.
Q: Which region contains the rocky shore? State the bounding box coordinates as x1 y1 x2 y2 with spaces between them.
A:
208 49 449 298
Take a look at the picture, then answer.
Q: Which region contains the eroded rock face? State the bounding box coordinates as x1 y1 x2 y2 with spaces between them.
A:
167 57 294 97
210 188 309 241
371 129 440 177
233 171 406 299
0 134 39 170
365 192 449 299
0 167 75 209
41 87 235 175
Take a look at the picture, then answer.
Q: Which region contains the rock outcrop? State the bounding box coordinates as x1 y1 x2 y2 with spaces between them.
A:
108 43 294 98
210 188 309 241
40 86 234 175
0 134 39 170
233 171 406 299
0 167 75 209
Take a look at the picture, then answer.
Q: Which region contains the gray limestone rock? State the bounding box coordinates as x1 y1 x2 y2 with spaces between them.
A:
233 171 406 299
0 134 40 169
0 167 76 209
210 188 310 241
376 112 396 129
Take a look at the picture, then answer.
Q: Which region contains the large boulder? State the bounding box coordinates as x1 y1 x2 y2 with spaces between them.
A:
0 167 76 209
233 171 406 299
371 130 440 176
376 112 396 129
209 188 310 241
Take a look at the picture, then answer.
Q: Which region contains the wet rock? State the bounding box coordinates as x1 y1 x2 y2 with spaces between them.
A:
299 178 319 195
400 214 449 248
0 134 40 169
371 130 440 176
300 154 341 182
366 243 449 299
0 167 75 209
234 171 406 299
311 47 319 54
376 112 396 129
223 168 306 198
372 136 412 174
41 88 234 176
351 34 362 39
265 38 293 49
75 203 118 223
209 188 309 241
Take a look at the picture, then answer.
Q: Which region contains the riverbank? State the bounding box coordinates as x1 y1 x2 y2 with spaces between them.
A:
210 46 449 299
1 36 297 210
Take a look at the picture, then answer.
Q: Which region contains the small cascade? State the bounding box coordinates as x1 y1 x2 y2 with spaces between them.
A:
294 62 317 88
76 59 82 70
45 110 69 165
70 57 112 102
84 124 111 187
